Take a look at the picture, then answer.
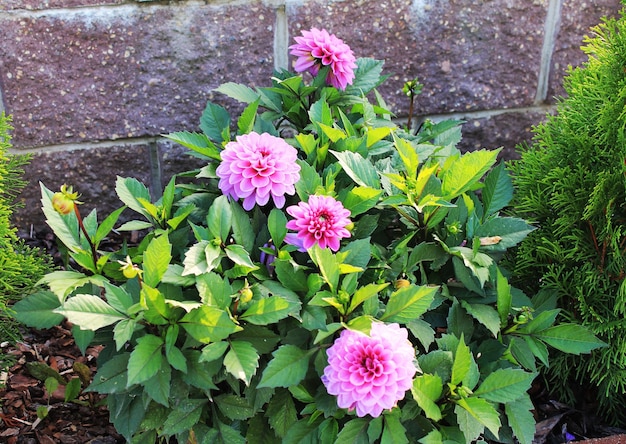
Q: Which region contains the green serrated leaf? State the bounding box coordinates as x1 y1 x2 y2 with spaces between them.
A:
335 417 370 443
200 102 230 143
440 149 499 198
505 395 535 444
535 324 607 354
474 368 536 403
208 195 232 242
142 234 172 287
257 345 312 388
455 397 501 440
144 363 171 407
240 296 292 325
380 284 438 323
64 377 82 402
225 244 258 269
86 353 130 394
115 177 152 220
55 294 127 331
460 301 501 337
12 291 64 328
164 131 220 159
475 217 535 251
230 200 255 251
344 58 385 95
215 394 255 420
482 162 514 218
215 82 261 104
38 270 108 301
411 374 443 421
265 389 298 438
237 99 259 135
342 186 382 217
161 399 208 436
127 334 163 386
180 306 243 344
224 341 259 386
330 149 380 188
348 283 389 314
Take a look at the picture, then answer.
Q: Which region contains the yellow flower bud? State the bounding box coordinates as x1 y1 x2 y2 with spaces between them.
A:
394 279 410 289
239 287 253 304
51 184 82 215
118 256 142 279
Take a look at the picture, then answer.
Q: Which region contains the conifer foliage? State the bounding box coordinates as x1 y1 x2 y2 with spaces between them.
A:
509 3 626 424
0 113 50 369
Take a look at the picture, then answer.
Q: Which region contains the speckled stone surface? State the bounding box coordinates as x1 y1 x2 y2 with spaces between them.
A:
548 0 622 101
288 0 547 116
1 0 124 11
0 2 275 149
12 139 209 232
12 144 152 232
455 109 550 159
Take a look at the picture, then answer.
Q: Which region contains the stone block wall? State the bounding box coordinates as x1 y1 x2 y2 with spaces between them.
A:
0 0 621 232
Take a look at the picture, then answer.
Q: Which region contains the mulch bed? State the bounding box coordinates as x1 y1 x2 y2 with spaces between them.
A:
0 325 123 443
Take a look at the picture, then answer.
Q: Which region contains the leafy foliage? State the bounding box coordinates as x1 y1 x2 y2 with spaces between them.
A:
507 2 626 425
15 42 603 442
0 113 51 370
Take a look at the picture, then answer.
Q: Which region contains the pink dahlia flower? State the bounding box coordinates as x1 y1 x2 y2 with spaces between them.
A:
323 322 417 417
216 132 300 211
285 195 351 251
289 28 357 90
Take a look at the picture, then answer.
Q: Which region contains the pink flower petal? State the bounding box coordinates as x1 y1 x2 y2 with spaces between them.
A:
322 323 417 418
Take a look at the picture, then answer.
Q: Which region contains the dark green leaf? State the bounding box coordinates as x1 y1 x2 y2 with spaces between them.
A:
257 345 313 388
144 363 171 407
215 394 255 420
181 306 243 343
231 200 255 251
266 389 297 438
208 195 232 242
482 162 514 218
344 58 385 95
380 284 437 323
474 368 537 403
505 395 535 444
127 334 163 386
200 102 230 143
335 418 370 444
86 353 130 394
12 291 64 328
161 399 207 436
535 324 607 354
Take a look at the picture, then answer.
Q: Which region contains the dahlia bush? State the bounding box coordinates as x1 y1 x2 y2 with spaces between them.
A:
15 28 605 443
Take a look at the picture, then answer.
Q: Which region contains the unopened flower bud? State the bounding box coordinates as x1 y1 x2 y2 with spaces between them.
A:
337 290 350 305
118 256 142 279
239 287 253 304
52 184 82 215
394 279 410 289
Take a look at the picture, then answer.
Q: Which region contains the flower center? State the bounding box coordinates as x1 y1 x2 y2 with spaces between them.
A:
361 354 384 377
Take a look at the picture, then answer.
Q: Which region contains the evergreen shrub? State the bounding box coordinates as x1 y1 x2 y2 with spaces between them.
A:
0 113 51 370
508 3 626 425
